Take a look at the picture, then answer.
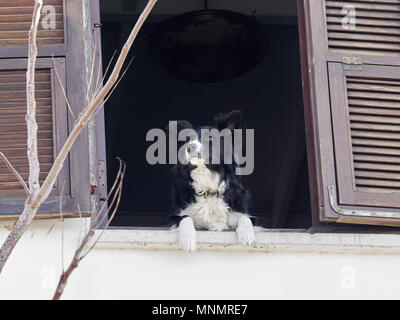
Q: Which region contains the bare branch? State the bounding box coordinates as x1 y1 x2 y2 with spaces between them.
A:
52 159 126 300
59 181 66 274
94 49 117 97
0 152 29 196
52 55 74 119
25 0 43 195
92 56 135 119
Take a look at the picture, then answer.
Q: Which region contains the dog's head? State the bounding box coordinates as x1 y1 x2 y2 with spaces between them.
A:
175 109 242 168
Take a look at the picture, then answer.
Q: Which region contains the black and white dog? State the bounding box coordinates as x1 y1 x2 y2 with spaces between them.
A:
168 110 255 252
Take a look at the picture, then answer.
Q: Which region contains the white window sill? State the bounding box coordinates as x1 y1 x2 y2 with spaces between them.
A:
94 227 400 254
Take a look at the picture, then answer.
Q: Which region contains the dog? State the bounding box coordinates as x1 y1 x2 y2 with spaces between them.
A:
168 109 255 252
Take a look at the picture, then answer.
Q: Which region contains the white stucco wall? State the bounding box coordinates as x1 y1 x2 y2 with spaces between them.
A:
1 218 400 300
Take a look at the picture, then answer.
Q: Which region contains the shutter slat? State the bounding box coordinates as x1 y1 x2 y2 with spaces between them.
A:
326 1 400 12
0 172 49 183
0 0 61 7
351 123 400 132
352 129 400 140
327 16 400 27
328 24 400 36
0 130 52 140
347 83 400 93
329 32 400 44
354 162 400 172
0 13 63 23
356 170 400 180
0 90 51 100
355 178 400 189
353 146 400 156
352 138 400 147
0 29 64 39
354 154 400 164
0 106 51 116
326 8 400 20
0 98 52 107
328 40 400 53
0 139 53 149
0 163 52 175
348 90 400 101
0 5 63 15
348 98 400 109
0 81 51 91
2 147 53 158
350 114 400 124
0 155 53 165
0 123 52 133
0 115 52 125
350 107 400 117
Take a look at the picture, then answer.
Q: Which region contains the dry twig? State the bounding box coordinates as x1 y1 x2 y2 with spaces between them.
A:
0 152 29 196
52 158 126 300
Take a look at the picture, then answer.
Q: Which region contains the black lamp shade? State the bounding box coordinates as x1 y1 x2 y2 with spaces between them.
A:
148 10 268 82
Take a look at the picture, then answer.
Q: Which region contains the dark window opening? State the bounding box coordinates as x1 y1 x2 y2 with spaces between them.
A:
100 0 312 229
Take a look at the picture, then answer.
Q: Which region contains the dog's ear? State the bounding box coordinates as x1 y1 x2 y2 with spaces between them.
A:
215 109 242 131
176 120 194 132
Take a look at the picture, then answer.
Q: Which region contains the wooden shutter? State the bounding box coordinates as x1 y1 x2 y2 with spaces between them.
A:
0 58 72 214
299 0 400 226
0 1 102 217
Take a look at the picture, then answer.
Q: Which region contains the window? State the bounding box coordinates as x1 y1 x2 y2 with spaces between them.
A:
101 0 312 229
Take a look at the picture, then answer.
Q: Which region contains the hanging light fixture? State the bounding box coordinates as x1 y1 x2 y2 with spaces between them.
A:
148 0 268 82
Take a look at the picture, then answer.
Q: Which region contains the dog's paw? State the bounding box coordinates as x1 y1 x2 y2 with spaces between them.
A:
236 216 255 246
179 217 197 252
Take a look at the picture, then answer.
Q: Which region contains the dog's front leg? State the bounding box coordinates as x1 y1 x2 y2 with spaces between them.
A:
178 216 197 252
236 215 255 246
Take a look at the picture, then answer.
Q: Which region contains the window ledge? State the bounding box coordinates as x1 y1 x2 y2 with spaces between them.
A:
95 227 400 254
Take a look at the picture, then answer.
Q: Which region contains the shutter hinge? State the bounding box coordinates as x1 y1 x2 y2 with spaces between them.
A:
97 160 107 201
342 57 362 71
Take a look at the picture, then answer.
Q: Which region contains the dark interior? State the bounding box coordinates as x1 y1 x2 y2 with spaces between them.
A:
100 0 312 229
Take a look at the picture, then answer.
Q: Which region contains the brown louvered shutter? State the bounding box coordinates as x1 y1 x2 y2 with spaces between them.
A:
299 0 400 226
0 1 101 217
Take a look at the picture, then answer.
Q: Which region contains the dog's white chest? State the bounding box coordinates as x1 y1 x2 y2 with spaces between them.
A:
182 166 234 231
